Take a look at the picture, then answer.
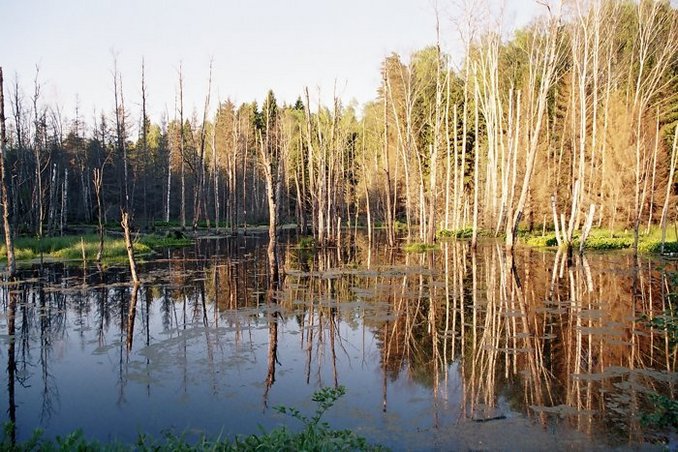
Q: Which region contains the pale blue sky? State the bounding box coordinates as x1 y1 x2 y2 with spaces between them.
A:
1 0 540 126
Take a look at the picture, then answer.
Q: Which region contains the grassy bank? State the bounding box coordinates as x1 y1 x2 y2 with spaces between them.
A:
437 225 678 254
0 233 193 264
523 227 678 253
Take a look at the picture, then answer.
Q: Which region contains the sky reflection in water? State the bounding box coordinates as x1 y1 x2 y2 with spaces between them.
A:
0 233 676 449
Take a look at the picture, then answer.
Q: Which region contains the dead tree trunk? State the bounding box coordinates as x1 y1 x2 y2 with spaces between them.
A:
0 67 16 276
178 64 186 230
660 124 678 253
121 210 139 285
93 169 105 261
193 61 213 230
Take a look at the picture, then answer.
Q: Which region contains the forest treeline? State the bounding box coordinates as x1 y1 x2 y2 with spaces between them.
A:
1 0 677 251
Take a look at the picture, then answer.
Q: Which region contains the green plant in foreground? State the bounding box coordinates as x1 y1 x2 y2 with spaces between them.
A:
1 386 384 451
237 385 382 451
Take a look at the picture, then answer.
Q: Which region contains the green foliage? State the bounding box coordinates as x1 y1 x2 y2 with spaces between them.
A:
393 220 407 233
140 234 193 249
0 233 195 265
51 239 151 261
403 242 439 253
639 310 678 350
1 425 111 451
524 234 559 248
1 387 385 451
297 236 316 249
521 228 678 254
438 227 473 239
580 236 633 251
255 386 381 451
641 393 678 429
637 241 678 254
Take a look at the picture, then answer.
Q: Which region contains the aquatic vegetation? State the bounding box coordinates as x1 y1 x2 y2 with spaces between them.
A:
402 242 440 253
438 227 473 239
0 233 195 264
524 234 559 248
140 233 194 249
1 387 384 451
522 228 678 253
637 240 678 254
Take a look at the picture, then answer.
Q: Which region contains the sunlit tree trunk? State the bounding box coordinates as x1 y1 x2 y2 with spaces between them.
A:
383 74 395 247
660 124 678 253
211 116 220 233
426 27 443 244
121 210 139 285
178 64 186 230
193 61 212 230
32 67 45 240
630 0 678 252
140 59 148 223
113 58 130 214
506 11 561 250
471 79 480 249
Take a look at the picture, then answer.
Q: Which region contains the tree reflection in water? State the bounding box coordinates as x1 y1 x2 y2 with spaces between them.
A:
0 233 675 447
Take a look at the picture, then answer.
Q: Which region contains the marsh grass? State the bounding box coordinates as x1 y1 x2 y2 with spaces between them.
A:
523 227 678 253
0 233 193 264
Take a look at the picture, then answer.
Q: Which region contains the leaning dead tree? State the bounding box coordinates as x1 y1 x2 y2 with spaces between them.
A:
0 67 16 276
121 210 139 285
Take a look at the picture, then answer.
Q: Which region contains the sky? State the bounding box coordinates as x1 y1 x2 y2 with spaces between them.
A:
1 0 540 128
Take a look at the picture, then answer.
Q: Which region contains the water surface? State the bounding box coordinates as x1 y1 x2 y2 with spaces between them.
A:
0 233 676 450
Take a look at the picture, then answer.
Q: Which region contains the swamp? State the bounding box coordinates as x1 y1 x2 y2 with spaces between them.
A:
0 231 676 450
3 0 678 449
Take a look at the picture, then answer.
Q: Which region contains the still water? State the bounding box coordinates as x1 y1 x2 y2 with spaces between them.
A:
0 232 676 450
